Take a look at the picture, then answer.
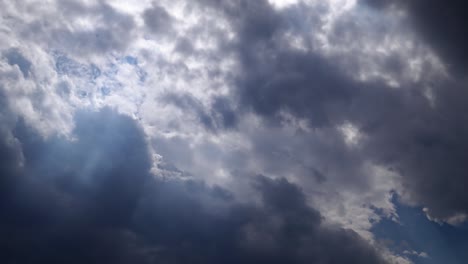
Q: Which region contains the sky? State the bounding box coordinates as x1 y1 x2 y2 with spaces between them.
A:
1 0 468 263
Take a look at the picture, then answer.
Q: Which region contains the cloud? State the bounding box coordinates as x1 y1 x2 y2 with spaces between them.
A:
143 2 174 35
200 0 468 225
162 92 238 131
3 48 32 78
184 0 404 232
403 250 429 259
4 0 468 262
360 0 468 75
364 79 468 223
348 0 468 222
0 108 389 263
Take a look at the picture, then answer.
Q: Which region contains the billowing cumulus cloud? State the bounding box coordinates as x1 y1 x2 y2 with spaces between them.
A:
2 0 468 263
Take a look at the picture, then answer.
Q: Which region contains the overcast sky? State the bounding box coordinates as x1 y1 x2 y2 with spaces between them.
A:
1 0 468 263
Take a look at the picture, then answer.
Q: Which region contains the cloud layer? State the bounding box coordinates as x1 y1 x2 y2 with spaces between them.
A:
2 0 468 263
0 108 388 263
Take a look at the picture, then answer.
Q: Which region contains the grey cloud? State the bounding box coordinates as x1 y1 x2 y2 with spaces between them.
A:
347 1 468 221
6 0 468 262
163 92 216 130
143 3 174 35
174 37 195 55
162 92 238 131
238 49 357 127
199 0 355 127
3 1 136 57
199 0 281 42
131 173 389 264
0 108 154 263
197 0 468 223
3 48 32 78
358 79 468 222
360 0 468 75
211 96 238 129
0 106 388 263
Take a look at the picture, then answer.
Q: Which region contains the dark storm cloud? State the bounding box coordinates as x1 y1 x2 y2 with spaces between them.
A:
354 1 468 221
0 109 152 263
0 107 387 263
238 49 357 127
196 0 468 223
134 175 388 264
359 80 468 223
5 0 468 261
198 0 357 127
361 0 468 74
